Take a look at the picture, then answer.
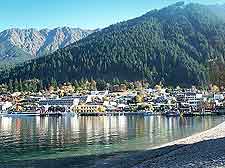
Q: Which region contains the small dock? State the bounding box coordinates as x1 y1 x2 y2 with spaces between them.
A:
78 112 157 116
40 112 63 117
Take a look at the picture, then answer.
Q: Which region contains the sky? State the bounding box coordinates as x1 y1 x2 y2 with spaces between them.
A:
0 0 225 31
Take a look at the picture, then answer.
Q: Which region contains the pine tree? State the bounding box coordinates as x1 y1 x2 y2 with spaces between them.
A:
50 78 57 89
8 80 13 93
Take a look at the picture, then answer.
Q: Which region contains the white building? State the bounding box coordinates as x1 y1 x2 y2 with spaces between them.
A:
90 90 109 100
90 90 109 96
62 95 93 103
214 94 224 101
0 102 13 111
185 92 203 108
38 97 80 111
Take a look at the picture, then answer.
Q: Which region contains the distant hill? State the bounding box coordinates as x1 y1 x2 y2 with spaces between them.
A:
1 2 225 86
0 27 95 67
209 4 225 20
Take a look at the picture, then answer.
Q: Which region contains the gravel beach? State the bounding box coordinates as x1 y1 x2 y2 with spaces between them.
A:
93 121 225 168
134 121 225 168
2 122 225 168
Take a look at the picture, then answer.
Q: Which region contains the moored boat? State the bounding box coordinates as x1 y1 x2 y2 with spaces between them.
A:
163 109 180 117
143 111 154 116
2 111 41 117
40 111 64 117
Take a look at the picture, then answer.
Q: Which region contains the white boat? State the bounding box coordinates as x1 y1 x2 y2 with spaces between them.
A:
3 111 41 117
137 111 154 116
163 109 180 117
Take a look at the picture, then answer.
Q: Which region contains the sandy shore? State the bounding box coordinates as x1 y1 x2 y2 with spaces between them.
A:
2 122 225 168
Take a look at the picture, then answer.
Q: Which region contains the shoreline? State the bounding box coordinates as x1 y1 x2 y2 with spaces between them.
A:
135 121 225 167
150 120 225 150
92 121 225 168
1 121 225 168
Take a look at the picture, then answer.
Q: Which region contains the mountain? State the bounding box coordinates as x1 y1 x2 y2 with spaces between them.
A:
209 4 225 20
1 2 225 87
0 27 95 67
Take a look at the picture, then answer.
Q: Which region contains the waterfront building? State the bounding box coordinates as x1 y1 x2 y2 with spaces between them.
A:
38 97 80 111
73 103 105 113
185 92 203 109
90 90 109 97
214 94 224 101
174 90 203 109
0 101 13 111
62 95 92 103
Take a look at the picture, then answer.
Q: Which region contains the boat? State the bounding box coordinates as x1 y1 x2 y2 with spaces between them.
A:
215 106 225 115
40 111 63 117
178 103 193 117
181 107 193 117
182 111 194 117
2 111 41 117
1 110 76 117
163 109 180 117
143 111 154 116
131 111 155 116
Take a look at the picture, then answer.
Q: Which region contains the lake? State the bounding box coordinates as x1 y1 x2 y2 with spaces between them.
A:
0 115 224 164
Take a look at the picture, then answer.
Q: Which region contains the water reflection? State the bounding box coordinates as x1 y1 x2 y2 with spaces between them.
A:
0 115 224 162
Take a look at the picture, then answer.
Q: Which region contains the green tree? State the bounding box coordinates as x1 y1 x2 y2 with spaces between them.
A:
96 80 107 91
8 80 13 92
50 78 57 89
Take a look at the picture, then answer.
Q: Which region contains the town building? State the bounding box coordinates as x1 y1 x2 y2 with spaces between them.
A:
73 103 105 113
38 97 80 111
0 101 13 111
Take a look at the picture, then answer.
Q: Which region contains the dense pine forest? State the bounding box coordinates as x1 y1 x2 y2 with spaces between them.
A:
1 2 225 88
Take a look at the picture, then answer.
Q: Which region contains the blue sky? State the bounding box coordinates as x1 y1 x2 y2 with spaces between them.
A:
0 0 225 31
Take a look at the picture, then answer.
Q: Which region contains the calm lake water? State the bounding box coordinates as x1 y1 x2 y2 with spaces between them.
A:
0 115 225 163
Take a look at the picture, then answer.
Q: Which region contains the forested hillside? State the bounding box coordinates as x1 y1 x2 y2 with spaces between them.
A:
1 2 225 87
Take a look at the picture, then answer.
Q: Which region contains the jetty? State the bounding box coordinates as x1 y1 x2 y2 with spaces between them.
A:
78 111 155 116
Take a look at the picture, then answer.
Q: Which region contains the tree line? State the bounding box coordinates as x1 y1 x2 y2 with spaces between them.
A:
0 3 225 87
0 78 151 93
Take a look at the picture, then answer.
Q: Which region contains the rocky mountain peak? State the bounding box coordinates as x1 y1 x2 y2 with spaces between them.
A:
0 27 95 58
